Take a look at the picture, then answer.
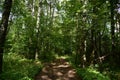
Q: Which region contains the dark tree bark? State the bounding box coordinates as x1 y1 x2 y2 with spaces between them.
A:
87 6 97 66
110 0 115 54
0 0 12 74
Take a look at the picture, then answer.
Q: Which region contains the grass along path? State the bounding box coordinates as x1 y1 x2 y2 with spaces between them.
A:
34 58 82 80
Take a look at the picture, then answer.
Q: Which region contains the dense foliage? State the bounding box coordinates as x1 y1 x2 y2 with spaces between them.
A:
0 0 120 80
1 53 42 80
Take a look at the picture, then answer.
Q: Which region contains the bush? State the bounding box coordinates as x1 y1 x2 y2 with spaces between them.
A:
67 56 111 80
0 53 42 80
76 66 110 80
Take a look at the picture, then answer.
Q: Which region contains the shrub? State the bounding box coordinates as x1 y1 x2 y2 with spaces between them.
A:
0 53 42 80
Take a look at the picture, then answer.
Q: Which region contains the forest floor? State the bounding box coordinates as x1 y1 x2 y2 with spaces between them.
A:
34 58 82 80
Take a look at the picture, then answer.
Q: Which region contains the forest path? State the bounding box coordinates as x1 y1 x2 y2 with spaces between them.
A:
34 58 82 80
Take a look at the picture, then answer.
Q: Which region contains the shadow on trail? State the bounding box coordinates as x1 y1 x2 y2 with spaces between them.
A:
34 59 82 80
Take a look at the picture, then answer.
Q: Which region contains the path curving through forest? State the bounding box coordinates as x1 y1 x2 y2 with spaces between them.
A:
34 59 82 80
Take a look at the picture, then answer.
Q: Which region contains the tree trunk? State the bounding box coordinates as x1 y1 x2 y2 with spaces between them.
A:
110 0 116 66
35 1 41 60
110 0 115 54
75 13 79 65
0 0 12 74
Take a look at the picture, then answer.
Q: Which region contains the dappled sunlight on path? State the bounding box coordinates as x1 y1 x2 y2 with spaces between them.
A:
35 59 82 80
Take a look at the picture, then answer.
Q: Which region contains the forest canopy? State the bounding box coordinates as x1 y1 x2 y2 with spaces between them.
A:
0 0 120 80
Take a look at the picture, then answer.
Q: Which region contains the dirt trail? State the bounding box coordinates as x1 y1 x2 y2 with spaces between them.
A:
34 59 82 80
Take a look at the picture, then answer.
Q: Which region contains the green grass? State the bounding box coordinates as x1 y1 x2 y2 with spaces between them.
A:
0 53 42 80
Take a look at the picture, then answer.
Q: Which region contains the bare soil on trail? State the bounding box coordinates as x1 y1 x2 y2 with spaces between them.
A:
34 59 82 80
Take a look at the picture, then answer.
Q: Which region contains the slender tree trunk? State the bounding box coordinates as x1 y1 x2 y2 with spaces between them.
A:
27 0 35 59
35 1 41 60
90 24 95 65
89 6 98 66
110 0 115 54
98 32 102 63
32 0 35 16
0 0 12 74
48 0 56 55
110 0 116 66
75 14 79 65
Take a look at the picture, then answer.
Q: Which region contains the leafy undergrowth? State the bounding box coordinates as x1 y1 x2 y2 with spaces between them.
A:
106 69 120 80
76 66 120 80
76 67 110 80
0 53 42 80
66 55 120 80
